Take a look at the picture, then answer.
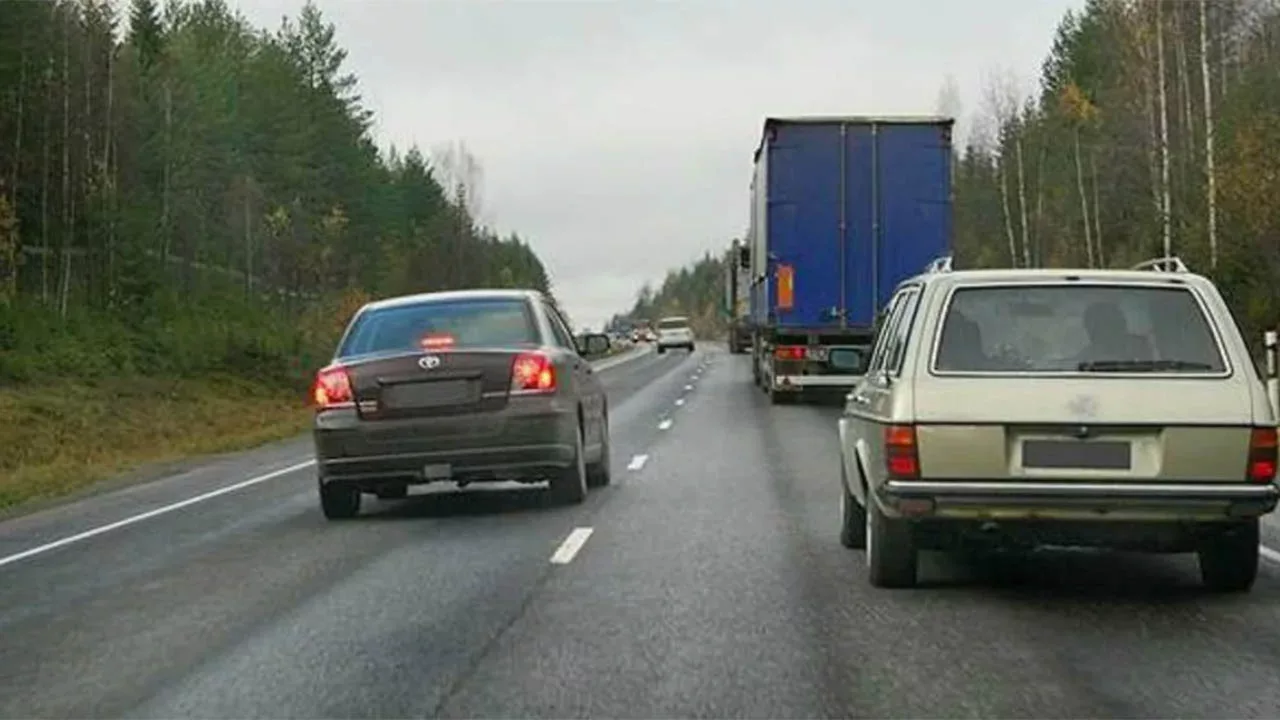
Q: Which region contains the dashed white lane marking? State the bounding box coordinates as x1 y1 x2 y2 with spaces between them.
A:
0 458 317 570
550 527 594 564
626 454 649 471
658 418 674 431
684 384 694 391
675 398 685 406
1260 545 1280 564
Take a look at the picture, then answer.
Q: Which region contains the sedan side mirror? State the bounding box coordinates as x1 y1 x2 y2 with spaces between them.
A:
578 333 611 357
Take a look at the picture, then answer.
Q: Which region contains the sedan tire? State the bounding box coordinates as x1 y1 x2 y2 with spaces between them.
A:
550 420 589 504
320 481 361 520
1198 519 1259 593
586 414 612 488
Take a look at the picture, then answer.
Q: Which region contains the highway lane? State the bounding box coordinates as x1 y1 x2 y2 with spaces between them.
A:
7 345 1280 717
0 343 698 719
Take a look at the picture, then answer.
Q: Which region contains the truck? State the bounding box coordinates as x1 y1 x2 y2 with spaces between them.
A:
723 239 751 354
745 116 954 403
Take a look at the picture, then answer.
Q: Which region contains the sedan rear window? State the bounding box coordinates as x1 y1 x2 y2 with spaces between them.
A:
657 318 689 329
932 284 1227 374
339 298 538 358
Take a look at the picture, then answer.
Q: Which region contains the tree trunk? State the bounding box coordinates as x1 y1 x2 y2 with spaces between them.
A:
1156 0 1173 258
11 48 26 202
1091 150 1103 266
59 3 72 318
998 160 1017 268
40 58 51 304
1015 134 1031 268
1073 126 1093 268
1200 0 1218 268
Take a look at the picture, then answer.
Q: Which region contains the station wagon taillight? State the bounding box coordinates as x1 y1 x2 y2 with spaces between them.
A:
312 365 354 409
1248 426 1278 482
511 352 556 393
884 424 921 480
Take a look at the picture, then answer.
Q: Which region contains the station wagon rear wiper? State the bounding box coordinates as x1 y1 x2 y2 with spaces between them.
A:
1076 359 1215 372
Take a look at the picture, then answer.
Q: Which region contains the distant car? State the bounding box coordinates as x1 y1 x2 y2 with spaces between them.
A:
655 316 695 354
311 288 613 519
838 256 1279 592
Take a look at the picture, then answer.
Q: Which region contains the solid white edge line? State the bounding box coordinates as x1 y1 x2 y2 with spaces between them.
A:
626 454 649 471
658 419 673 431
0 458 317 570
550 526 594 564
1260 544 1280 564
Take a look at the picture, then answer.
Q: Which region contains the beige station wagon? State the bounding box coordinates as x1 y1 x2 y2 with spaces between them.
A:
837 256 1279 591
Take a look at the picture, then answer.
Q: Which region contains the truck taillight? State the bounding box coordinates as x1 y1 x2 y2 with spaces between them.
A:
511 352 556 393
884 424 920 479
774 345 805 361
1248 426 1277 482
312 365 354 409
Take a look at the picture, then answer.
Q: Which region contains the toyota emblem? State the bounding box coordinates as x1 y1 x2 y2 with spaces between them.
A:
418 355 441 370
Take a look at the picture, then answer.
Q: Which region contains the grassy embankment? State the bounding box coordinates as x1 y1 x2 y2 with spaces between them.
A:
0 295 355 513
0 299 638 512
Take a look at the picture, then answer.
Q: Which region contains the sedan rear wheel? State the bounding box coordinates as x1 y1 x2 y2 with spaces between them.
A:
551 420 589 504
320 481 361 520
1198 519 1259 593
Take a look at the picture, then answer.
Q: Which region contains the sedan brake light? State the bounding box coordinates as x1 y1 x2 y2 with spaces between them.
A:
1248 426 1277 482
511 352 556 393
884 424 921 479
312 365 354 409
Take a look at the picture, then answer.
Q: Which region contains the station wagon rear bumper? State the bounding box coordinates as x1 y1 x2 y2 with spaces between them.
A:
882 480 1280 521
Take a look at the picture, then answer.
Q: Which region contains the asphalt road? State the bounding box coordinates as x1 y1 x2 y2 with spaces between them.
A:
5 344 1280 718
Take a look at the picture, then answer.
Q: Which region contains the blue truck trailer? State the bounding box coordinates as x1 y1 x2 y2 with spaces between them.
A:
745 116 954 403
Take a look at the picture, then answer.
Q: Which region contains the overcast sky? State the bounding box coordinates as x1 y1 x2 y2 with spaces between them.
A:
231 0 1081 331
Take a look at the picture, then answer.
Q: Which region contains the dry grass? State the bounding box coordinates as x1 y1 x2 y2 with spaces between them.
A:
0 375 310 511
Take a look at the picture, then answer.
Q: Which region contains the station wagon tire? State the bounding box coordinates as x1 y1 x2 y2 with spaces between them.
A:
866 497 917 588
839 461 866 549
1198 519 1260 593
319 481 361 520
587 414 612 488
551 420 589 504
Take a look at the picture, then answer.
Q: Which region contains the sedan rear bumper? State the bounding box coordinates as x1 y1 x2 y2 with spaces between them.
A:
314 401 578 488
882 479 1280 521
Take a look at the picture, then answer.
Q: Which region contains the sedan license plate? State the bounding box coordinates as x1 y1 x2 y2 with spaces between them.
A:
422 463 452 480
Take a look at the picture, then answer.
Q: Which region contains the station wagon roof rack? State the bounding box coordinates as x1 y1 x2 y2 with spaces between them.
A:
922 255 954 274
1130 256 1190 273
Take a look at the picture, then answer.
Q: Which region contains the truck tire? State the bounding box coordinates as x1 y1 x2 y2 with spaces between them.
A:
866 497 917 588
1198 519 1259 592
839 461 866 549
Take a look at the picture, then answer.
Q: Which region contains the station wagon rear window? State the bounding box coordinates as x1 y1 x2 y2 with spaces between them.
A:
339 298 538 358
932 284 1227 374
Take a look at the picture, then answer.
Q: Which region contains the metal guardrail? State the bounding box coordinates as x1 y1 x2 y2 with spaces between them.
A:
1130 256 1190 273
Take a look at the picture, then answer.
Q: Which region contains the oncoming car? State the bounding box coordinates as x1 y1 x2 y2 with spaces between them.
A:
311 289 613 519
838 256 1279 591
655 316 695 354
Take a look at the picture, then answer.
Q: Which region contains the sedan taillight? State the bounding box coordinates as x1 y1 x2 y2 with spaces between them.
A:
312 365 354 409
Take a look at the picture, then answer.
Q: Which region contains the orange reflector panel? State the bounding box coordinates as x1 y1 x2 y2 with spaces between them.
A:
776 264 794 311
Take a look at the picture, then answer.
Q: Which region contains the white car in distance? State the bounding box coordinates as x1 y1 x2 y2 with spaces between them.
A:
655 316 696 354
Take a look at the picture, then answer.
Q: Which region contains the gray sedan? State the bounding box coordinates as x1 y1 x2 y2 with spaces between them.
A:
311 288 612 519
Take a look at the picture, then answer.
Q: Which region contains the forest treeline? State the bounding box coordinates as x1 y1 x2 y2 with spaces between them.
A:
611 250 730 339
618 0 1280 345
0 0 556 385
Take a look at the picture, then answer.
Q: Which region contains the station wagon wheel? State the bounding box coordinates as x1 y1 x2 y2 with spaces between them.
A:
319 481 361 520
839 461 866 549
551 419 589 504
866 496 917 588
1198 519 1260 593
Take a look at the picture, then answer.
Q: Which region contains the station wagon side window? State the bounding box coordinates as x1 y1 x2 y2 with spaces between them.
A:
866 290 910 375
883 288 922 376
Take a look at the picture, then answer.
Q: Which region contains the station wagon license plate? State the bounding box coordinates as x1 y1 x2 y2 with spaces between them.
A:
1022 439 1132 470
422 463 452 480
